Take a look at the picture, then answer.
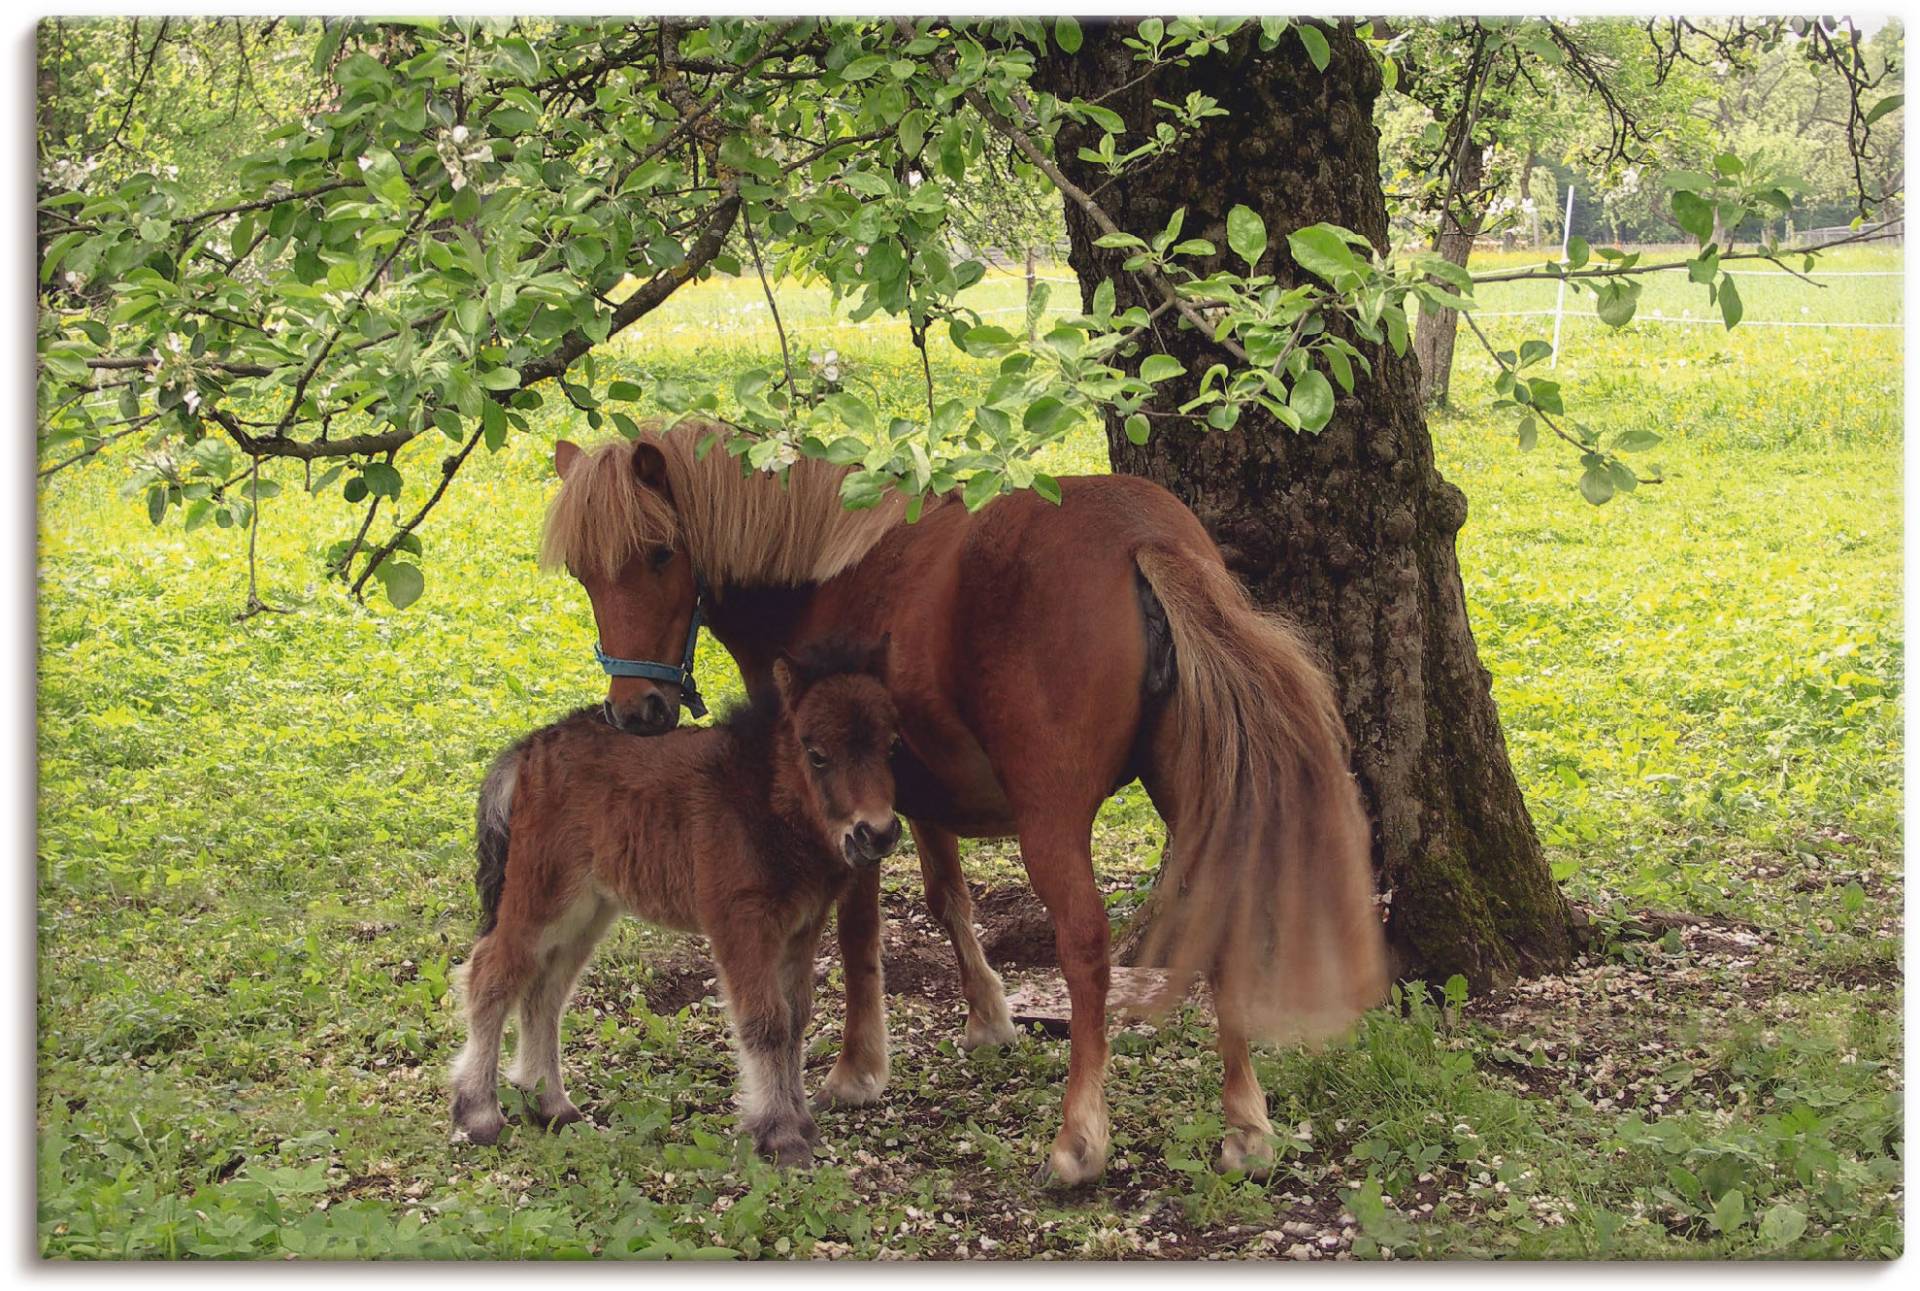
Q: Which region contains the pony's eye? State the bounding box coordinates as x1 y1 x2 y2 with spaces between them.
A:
649 545 674 569
806 747 828 769
889 736 901 756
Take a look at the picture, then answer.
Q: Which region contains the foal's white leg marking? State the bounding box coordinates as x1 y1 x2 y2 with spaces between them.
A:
507 894 613 1127
449 961 511 1144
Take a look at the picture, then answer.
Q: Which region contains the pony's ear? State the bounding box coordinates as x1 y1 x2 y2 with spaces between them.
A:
864 633 892 683
772 655 801 710
554 439 581 478
632 441 671 496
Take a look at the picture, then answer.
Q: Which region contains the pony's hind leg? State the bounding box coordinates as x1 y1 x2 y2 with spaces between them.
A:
815 865 889 1108
913 820 1017 1050
1211 965 1278 1175
506 894 615 1131
449 931 534 1145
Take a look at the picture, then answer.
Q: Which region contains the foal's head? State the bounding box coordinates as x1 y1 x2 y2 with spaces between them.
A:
774 638 902 868
544 438 698 735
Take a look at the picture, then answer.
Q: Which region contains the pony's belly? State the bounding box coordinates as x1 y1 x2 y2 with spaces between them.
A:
893 742 1016 837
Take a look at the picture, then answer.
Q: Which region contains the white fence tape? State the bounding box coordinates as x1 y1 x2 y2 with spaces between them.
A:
1473 308 1900 330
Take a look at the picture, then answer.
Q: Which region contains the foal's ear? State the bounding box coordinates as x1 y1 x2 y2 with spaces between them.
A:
863 633 892 683
772 655 801 711
554 439 582 478
632 440 671 496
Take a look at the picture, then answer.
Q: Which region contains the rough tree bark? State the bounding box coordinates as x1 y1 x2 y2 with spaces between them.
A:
1412 139 1484 406
1036 21 1577 989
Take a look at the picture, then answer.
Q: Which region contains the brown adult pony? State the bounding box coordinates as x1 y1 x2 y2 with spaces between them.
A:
542 426 1387 1185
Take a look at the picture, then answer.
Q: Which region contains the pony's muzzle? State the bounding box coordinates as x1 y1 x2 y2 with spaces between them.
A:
604 690 678 736
844 817 902 867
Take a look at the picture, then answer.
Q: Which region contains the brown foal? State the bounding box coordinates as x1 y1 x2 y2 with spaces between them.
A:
449 639 901 1165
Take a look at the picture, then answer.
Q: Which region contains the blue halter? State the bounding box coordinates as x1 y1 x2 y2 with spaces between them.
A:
593 576 708 720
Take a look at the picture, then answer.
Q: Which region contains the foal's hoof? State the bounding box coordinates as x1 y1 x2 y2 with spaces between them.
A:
450 1098 507 1147
1217 1129 1277 1177
812 1062 887 1109
1032 1133 1106 1189
755 1129 816 1169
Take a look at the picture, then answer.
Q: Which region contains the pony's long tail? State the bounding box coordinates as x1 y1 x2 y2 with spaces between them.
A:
473 746 520 937
1132 546 1388 1045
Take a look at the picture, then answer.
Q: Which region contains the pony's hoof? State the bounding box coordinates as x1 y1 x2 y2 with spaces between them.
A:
962 1011 1019 1051
1217 1129 1276 1177
1033 1133 1105 1188
812 1063 886 1109
529 1100 586 1133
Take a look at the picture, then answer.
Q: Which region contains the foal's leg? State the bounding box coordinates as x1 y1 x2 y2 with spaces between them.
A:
450 931 535 1145
506 895 616 1131
912 820 1017 1050
1017 816 1113 1188
815 866 889 1108
777 918 829 1144
711 921 813 1166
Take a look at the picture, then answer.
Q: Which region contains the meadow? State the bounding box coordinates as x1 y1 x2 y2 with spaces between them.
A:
35 245 1903 1258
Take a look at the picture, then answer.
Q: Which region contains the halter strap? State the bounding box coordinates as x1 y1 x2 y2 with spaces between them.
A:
593 574 709 719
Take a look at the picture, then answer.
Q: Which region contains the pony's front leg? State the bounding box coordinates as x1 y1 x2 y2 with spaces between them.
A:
912 820 1017 1050
814 865 889 1108
1018 819 1112 1188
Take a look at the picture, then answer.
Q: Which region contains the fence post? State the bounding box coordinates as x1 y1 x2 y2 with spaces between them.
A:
1025 245 1037 342
1550 185 1575 370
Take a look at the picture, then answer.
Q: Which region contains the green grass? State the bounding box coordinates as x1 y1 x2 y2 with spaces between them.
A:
35 250 1902 1259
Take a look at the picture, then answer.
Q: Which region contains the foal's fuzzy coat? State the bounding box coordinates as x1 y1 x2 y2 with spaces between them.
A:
449 640 901 1164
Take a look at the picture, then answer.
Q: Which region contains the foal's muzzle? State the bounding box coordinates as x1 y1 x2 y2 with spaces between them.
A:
843 817 902 868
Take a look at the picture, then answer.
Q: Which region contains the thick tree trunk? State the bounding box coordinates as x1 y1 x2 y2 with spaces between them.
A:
1037 21 1576 989
1412 139 1481 407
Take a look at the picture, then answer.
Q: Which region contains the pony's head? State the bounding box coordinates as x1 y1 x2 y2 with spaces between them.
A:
774 637 901 868
543 438 699 735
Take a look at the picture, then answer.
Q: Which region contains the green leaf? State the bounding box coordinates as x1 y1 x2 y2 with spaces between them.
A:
1124 414 1150 445
1287 224 1362 285
1579 464 1614 506
1226 204 1267 270
1032 472 1062 504
1139 354 1184 384
1671 190 1715 243
1297 23 1331 72
1287 369 1335 432
1612 428 1662 453
1594 279 1641 328
1863 93 1903 126
1054 16 1083 53
479 366 521 391
362 462 404 500
1758 1203 1808 1248
379 562 425 610
1565 236 1589 270
1718 274 1743 330
1663 169 1714 192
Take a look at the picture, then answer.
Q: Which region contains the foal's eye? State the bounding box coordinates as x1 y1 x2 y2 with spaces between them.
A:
648 545 674 570
805 747 829 770
888 735 901 756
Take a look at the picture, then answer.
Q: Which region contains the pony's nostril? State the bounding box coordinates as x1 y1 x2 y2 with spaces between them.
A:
640 693 671 730
852 822 875 850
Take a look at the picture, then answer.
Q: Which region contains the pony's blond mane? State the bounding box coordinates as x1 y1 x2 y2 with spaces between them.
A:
539 422 910 587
